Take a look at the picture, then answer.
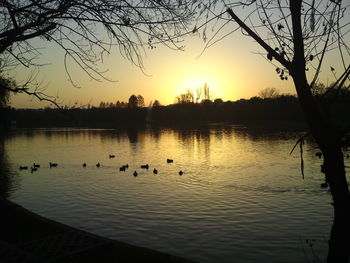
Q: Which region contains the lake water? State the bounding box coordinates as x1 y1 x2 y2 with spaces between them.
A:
2 125 344 263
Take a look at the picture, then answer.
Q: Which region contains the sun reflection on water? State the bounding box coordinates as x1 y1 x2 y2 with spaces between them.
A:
3 125 338 263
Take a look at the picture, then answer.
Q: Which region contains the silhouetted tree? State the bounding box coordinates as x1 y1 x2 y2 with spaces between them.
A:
0 75 12 108
312 83 328 96
116 101 128 108
9 95 304 126
195 86 203 103
258 87 280 99
99 102 106 109
127 94 144 108
213 98 223 104
0 0 197 105
203 82 211 100
195 82 212 102
176 89 194 104
137 95 145 108
196 1 350 261
128 95 138 108
153 100 161 107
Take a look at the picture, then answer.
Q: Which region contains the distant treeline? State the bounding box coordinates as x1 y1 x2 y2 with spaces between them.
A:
153 95 303 123
2 95 307 128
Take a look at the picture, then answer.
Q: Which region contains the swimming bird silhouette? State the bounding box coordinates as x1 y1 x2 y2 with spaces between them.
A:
153 168 158 174
179 170 183 176
141 164 149 169
19 166 28 170
96 162 101 168
167 159 173 163
82 162 87 168
133 171 138 177
49 162 58 168
109 154 115 158
119 164 129 171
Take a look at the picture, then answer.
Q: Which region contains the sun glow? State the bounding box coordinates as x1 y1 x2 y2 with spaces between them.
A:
178 78 217 98
172 66 227 102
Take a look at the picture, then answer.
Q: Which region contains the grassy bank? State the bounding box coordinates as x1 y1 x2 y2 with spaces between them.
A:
0 198 196 263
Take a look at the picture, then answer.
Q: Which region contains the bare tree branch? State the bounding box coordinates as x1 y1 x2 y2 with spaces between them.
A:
0 0 199 106
226 7 292 70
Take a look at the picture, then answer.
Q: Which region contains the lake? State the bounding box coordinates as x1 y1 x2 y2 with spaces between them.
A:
1 124 343 262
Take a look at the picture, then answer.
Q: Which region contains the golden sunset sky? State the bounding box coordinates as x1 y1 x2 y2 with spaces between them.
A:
10 34 295 108
9 4 345 109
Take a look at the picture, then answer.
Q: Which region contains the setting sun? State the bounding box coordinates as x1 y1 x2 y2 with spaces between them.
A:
147 45 243 106
176 76 219 99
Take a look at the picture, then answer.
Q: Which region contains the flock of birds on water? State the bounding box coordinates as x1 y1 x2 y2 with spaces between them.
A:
18 151 348 183
18 155 184 177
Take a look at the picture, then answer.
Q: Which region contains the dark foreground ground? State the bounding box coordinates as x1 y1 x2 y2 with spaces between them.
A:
0 198 196 263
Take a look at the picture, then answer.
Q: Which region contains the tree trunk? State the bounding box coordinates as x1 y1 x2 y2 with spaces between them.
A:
228 1 350 261
322 144 350 263
287 3 350 260
292 74 350 262
290 61 350 262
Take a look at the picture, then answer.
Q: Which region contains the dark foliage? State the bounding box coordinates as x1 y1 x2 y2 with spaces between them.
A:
153 95 303 124
5 95 307 128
